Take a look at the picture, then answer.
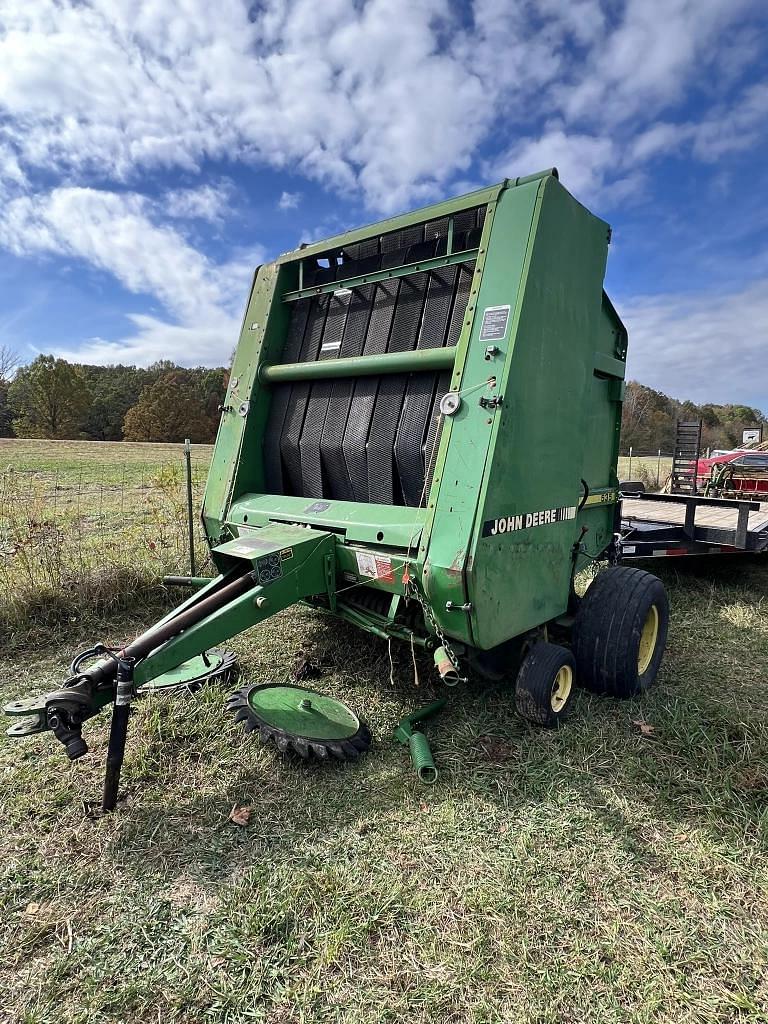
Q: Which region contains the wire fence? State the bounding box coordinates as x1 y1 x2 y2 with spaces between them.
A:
0 446 212 632
617 449 674 490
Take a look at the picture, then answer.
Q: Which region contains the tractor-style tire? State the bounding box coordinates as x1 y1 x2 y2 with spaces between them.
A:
573 566 668 698
515 642 576 728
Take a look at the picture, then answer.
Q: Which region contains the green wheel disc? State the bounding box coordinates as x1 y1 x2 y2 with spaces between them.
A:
226 683 372 761
138 649 239 694
246 684 360 741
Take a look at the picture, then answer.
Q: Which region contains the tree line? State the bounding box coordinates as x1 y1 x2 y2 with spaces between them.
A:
0 352 229 443
0 350 764 450
621 381 766 452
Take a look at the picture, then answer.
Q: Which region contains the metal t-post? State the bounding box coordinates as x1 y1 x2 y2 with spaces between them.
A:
184 438 196 578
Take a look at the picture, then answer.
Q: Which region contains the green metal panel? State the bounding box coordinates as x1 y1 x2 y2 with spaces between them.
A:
419 182 545 644
228 492 424 548
202 261 288 541
135 524 335 685
462 176 616 648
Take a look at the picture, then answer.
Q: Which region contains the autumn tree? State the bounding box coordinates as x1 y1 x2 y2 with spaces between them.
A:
0 344 19 382
122 371 218 443
76 363 150 440
8 355 92 438
0 344 19 437
0 380 13 437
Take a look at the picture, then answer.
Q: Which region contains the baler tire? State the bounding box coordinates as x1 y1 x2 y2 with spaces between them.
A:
515 642 576 728
573 566 668 698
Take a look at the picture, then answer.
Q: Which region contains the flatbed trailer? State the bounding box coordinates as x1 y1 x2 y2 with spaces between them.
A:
620 492 768 560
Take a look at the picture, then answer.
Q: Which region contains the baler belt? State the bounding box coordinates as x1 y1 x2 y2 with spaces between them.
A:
279 295 329 495
366 273 430 503
297 292 351 498
263 299 310 493
343 279 400 502
266 259 475 505
394 266 458 505
319 284 375 501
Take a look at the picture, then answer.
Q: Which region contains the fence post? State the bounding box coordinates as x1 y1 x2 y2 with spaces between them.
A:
628 446 633 480
656 449 661 488
184 438 196 577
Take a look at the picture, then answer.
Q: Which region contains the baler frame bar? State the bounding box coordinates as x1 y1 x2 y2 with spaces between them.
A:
260 344 457 383
286 246 479 303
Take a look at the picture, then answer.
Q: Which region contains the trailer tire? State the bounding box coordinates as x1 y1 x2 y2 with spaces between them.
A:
515 642 576 728
573 566 668 698
619 480 646 495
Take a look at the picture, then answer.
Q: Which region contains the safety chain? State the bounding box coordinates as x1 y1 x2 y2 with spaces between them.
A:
404 573 466 684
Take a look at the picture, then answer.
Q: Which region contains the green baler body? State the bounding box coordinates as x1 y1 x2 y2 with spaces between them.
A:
201 170 626 656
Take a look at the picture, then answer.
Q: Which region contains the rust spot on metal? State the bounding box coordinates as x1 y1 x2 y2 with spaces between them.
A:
447 549 466 575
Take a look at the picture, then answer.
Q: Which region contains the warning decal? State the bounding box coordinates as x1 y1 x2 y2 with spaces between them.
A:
355 551 395 582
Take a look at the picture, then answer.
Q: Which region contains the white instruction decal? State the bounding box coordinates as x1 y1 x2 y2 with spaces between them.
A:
355 551 395 582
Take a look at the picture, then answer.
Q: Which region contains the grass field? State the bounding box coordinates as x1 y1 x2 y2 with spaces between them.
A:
617 454 673 489
0 439 214 640
1 440 767 1024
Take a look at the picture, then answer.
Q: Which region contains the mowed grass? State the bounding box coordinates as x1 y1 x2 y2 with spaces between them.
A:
1 441 767 1023
0 438 213 485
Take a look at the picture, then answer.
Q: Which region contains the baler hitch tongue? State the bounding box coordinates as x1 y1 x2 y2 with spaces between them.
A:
394 699 447 784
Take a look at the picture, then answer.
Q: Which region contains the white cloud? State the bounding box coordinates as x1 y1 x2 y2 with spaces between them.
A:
277 190 301 210
488 129 619 204
0 186 260 366
692 81 768 161
622 280 768 410
163 183 232 222
0 0 765 381
0 0 760 212
0 0 490 211
562 0 755 128
0 188 223 321
51 312 240 368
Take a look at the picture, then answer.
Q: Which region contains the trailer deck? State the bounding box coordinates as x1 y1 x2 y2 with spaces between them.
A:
621 492 768 559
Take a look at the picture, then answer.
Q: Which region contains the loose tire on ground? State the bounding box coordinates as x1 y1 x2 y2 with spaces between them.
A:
573 566 668 698
515 642 576 728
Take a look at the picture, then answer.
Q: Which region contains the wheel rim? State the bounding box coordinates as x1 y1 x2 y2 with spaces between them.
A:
550 664 573 712
637 604 659 674
245 684 361 741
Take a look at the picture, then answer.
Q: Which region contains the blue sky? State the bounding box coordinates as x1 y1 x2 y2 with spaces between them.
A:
0 0 766 411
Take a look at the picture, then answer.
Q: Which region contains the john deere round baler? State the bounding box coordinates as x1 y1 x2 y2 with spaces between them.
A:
4 169 668 807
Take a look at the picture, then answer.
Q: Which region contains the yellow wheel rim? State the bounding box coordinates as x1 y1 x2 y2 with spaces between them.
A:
550 664 573 713
637 604 659 675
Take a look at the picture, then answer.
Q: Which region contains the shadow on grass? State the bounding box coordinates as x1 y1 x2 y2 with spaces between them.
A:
92 552 768 889
4 554 767 881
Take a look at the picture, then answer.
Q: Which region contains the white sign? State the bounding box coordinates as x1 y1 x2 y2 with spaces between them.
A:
743 428 762 444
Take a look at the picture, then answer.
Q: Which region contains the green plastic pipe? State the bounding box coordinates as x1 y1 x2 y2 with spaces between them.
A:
394 698 448 785
260 346 457 384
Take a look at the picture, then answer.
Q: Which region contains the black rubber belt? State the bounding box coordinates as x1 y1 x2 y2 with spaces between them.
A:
343 279 399 503
366 266 431 504
263 298 310 493
394 265 458 506
319 284 375 500
280 295 329 494
297 292 351 497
